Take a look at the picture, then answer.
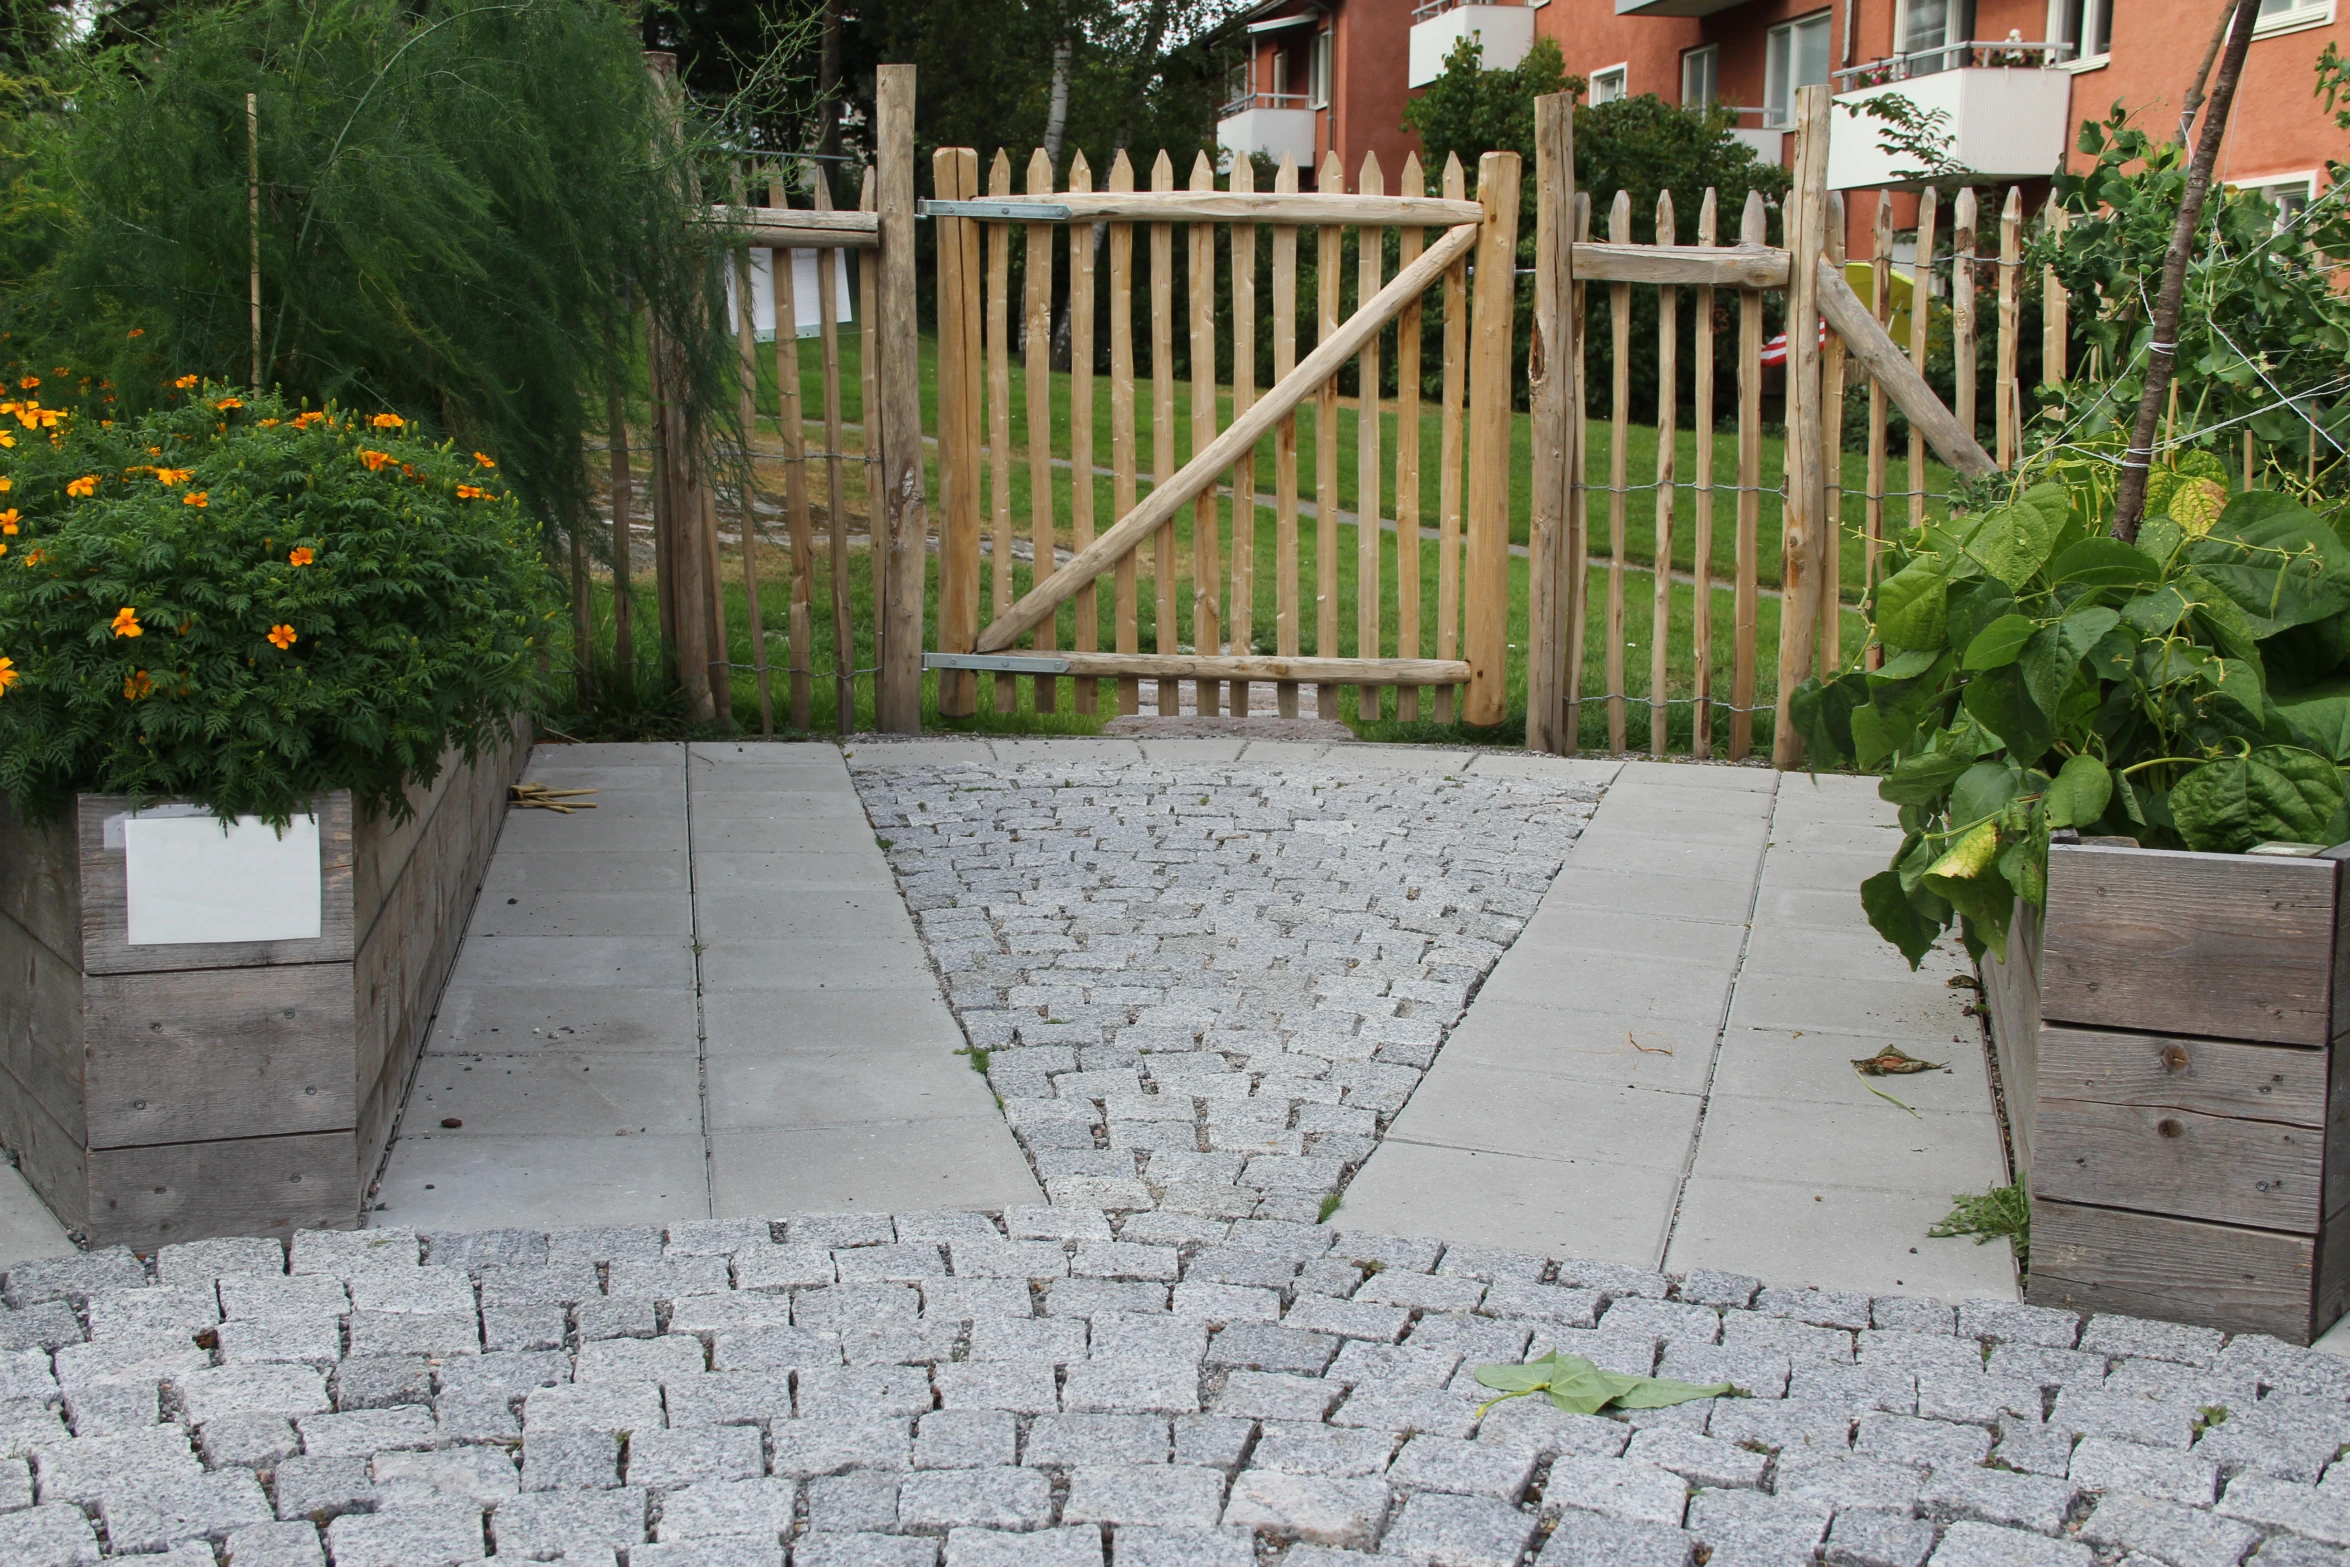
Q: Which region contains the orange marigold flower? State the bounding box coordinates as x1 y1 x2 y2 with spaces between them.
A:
173 374 199 390
1 510 17 534
473 451 496 468
110 606 141 638
0 435 15 449
292 412 326 429
213 397 243 411
17 377 35 390
0 476 10 491
0 655 16 694
65 475 96 498
369 412 404 430
258 418 280 428
182 491 208 508
127 328 143 338
455 484 487 500
288 546 314 567
153 467 192 485
122 669 153 701
357 449 392 472
18 549 38 566
266 623 297 650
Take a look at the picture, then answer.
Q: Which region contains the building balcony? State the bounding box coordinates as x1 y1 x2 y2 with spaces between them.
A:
1216 94 1317 168
1409 1 1537 88
1827 43 2076 190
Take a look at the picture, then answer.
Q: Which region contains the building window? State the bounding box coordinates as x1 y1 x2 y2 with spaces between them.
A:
2256 0 2335 34
1682 45 1718 106
1272 47 1289 100
1592 64 1630 104
1309 29 1333 109
2050 0 2109 62
2241 173 2319 230
1897 0 1972 73
1765 12 1831 126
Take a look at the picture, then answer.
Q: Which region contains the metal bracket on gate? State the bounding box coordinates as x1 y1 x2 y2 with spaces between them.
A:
924 652 1074 675
918 200 1074 222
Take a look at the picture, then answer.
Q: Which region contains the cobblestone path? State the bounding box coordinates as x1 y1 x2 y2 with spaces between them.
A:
851 755 1598 1226
3 1214 2348 1565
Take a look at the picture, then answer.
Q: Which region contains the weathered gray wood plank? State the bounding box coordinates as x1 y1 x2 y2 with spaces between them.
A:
2029 1197 2348 1344
2038 1023 2332 1126
2034 1096 2327 1231
82 964 355 1149
85 1131 357 1246
1981 897 2041 1178
0 909 86 1145
0 800 80 967
2042 843 2341 1046
76 793 358 974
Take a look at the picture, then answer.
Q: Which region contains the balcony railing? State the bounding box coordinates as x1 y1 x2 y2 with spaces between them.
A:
1831 38 2074 88
1219 89 1313 119
1411 0 1526 21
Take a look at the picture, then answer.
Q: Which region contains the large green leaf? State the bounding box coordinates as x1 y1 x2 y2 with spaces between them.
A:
1963 615 2039 671
1473 1352 1732 1416
1876 558 1953 651
1973 502 2060 589
1880 749 1974 807
2186 509 2350 637
1946 579 2020 660
2169 746 2346 853
2180 570 2265 662
2273 679 2350 762
1949 759 2023 829
2122 585 2193 637
1961 666 2056 766
1861 869 1945 969
1923 857 2017 961
1789 676 1862 765
2044 753 2113 828
2051 536 2161 590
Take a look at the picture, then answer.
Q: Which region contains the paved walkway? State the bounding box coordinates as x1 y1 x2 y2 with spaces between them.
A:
373 741 1038 1229
1343 762 2011 1303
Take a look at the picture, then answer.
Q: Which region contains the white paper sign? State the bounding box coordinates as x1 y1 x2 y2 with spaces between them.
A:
725 247 855 341
122 812 323 946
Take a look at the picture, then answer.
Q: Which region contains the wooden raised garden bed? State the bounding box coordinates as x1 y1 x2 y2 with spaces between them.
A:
1985 836 2350 1343
0 723 526 1249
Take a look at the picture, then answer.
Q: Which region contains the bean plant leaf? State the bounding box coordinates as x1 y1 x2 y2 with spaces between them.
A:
2050 537 2160 589
1876 558 1952 651
1879 751 1975 807
2186 514 2350 637
1974 501 2060 588
1861 869 1943 969
2043 754 2113 828
2169 746 2346 854
2273 679 2350 762
1961 667 2055 766
1853 1046 1944 1075
1473 1352 1733 1417
1962 615 2038 671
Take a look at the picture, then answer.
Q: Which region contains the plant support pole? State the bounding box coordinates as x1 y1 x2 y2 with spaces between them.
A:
248 92 262 393
2113 0 2260 542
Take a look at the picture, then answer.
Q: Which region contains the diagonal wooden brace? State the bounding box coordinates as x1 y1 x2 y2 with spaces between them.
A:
1816 257 2000 479
975 220 1483 654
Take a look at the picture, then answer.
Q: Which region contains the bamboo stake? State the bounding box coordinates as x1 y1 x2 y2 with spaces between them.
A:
1909 188 1939 530
1651 188 1678 755
1395 150 1426 727
987 150 1015 714
1606 190 1631 753
1437 153 1468 727
1953 187 1978 447
248 92 262 393
1069 152 1100 715
1274 156 1302 719
606 380 636 675
1997 185 2021 469
1230 153 1259 718
1527 95 1573 755
702 483 733 725
1773 85 1831 769
1691 189 1717 758
2043 196 2069 387
1821 192 1847 674
1464 151 1521 728
1730 191 1765 762
932 148 979 718
646 308 675 654
1027 148 1060 713
730 167 774 734
1357 151 1386 723
1189 151 1223 718
813 165 853 733
770 168 813 729
1866 190 1892 660
1152 150 1178 716
1316 149 1344 720
1111 151 1140 715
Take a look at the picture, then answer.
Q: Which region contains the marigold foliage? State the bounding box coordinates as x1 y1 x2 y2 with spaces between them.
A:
0 383 548 823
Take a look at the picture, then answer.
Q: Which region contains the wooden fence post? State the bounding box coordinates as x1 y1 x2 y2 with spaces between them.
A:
1998 185 2022 469
1465 151 1521 729
933 148 979 719
1526 94 1575 755
1908 188 1939 531
873 63 924 732
1772 84 1831 770
1730 191 1765 761
1690 189 1717 757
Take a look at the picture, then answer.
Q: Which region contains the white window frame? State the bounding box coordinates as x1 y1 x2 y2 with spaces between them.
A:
1591 63 1630 104
2235 171 2321 231
1271 45 1289 101
1682 44 1719 106
2047 0 2111 67
1893 0 1972 71
1765 11 1832 127
2255 0 2336 38
1309 29 1333 109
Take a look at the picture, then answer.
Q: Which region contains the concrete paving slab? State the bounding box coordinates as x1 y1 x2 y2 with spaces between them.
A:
689 740 845 765
1436 1002 1725 1094
1574 807 1773 846
689 790 871 821
1727 973 1981 1042
1234 741 1338 764
1688 1094 2007 1197
1543 867 1756 923
1739 925 1969 983
1664 1175 2018 1302
425 986 701 1055
696 940 934 992
1463 754 1622 786
705 1048 1002 1132
530 741 692 767
495 812 688 854
1708 1027 1994 1113
1755 848 1909 893
0 1160 74 1270
405 1054 704 1137
989 738 1148 763
1325 747 1475 772
1135 738 1249 763
1752 884 1885 932
691 816 886 855
692 890 925 944
1566 834 1767 880
692 852 899 891
1617 760 1779 792
447 935 697 991
375 1132 710 1230
1376 1062 1700 1172
478 849 689 895
699 990 965 1054
709 1123 1042 1216
520 763 686 791
1475 953 1736 1025
501 786 681 820
1334 1143 1681 1266
463 888 693 940
842 740 999 768
1507 908 1751 968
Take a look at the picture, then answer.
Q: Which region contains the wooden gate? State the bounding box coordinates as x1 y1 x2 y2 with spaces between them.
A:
922 144 1524 727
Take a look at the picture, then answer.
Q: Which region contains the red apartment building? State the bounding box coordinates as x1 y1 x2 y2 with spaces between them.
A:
1218 0 2350 247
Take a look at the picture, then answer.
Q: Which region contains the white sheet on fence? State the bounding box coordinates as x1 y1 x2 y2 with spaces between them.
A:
724 247 854 342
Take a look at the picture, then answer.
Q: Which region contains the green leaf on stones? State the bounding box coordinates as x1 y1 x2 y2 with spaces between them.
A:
1474 1351 1734 1417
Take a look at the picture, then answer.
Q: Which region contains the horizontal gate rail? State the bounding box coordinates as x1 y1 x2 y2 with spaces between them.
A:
927 651 1472 685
